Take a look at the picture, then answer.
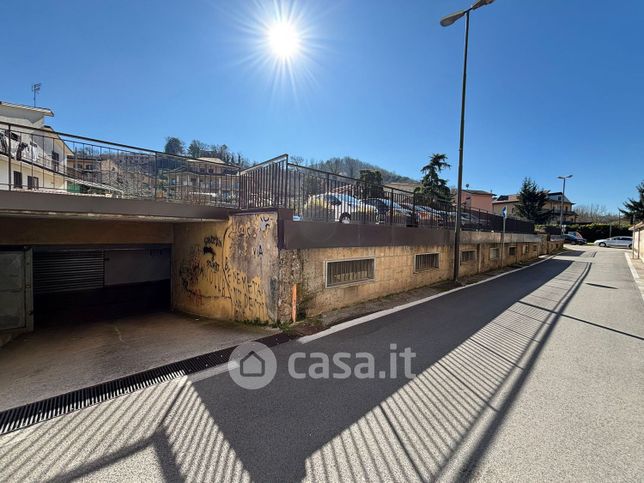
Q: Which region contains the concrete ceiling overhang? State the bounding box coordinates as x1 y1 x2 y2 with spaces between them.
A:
0 190 235 223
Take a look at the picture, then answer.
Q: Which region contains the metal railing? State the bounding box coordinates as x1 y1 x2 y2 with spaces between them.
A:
0 122 240 206
238 155 535 234
0 123 534 234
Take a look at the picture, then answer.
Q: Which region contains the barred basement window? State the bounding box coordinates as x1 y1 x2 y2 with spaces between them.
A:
490 247 500 260
326 258 375 287
508 246 517 256
461 250 476 263
414 253 439 272
533 245 538 252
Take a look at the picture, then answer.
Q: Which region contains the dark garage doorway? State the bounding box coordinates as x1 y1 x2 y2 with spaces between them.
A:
33 245 171 326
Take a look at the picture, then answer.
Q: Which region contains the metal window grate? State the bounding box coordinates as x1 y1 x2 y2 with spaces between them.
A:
461 250 476 263
414 253 439 272
326 259 374 287
490 247 500 260
508 246 517 256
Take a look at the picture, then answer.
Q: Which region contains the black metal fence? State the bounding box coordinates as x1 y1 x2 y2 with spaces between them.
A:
1 124 534 234
239 156 535 234
0 122 240 206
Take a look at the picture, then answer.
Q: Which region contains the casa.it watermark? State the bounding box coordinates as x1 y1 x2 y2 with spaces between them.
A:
229 341 416 390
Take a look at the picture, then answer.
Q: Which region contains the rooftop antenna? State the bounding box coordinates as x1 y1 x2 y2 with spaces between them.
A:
32 83 41 107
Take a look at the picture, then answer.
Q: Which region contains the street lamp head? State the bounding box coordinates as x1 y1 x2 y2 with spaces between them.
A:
440 0 494 27
557 175 573 180
440 10 467 27
471 0 495 10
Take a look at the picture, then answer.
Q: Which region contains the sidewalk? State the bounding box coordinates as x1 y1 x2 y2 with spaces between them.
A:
625 252 644 303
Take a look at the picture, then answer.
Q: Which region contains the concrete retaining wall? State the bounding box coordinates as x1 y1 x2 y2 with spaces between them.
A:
172 215 563 324
172 212 280 322
280 236 561 320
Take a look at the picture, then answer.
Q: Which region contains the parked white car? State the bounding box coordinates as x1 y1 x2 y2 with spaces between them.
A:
302 193 377 223
593 236 633 248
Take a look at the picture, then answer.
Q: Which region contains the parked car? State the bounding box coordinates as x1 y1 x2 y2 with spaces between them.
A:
362 198 418 226
302 193 376 223
460 211 483 230
398 203 450 225
593 236 633 248
564 233 586 245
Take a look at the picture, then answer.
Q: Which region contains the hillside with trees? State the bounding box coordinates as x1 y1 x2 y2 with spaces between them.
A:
164 136 251 167
163 137 417 184
294 156 417 184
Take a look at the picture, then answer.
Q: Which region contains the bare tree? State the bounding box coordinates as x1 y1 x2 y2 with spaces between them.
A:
575 203 608 223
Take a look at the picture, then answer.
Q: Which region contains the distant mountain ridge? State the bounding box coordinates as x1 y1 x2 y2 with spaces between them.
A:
298 156 417 184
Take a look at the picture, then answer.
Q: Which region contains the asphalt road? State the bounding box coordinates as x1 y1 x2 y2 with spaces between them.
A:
1 246 642 482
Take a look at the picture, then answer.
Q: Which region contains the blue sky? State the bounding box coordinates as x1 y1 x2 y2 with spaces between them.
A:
3 0 643 210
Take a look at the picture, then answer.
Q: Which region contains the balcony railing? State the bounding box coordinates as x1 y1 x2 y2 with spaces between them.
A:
0 122 241 206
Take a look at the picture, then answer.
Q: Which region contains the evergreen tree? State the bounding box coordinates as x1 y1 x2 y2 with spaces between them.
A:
515 177 550 223
620 181 644 223
356 169 385 199
164 137 185 156
418 153 451 205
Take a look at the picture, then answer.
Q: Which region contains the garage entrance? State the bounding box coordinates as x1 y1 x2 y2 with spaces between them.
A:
33 245 171 325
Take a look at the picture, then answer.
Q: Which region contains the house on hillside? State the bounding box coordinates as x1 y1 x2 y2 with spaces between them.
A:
387 182 422 193
0 101 70 192
454 188 495 212
67 152 155 197
163 157 237 204
493 191 575 224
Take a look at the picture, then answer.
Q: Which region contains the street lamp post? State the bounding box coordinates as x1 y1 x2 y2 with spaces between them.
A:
557 175 572 234
440 0 495 282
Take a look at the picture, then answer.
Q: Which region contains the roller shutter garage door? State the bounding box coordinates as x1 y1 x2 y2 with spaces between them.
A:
34 250 104 295
33 247 170 325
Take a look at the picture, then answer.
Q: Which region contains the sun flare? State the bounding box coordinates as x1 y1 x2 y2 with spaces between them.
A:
268 21 300 60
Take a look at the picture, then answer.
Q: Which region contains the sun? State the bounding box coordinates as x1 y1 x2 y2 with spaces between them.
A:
267 21 300 60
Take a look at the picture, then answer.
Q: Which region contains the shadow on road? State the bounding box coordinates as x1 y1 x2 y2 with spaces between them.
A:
0 256 591 482
186 257 588 481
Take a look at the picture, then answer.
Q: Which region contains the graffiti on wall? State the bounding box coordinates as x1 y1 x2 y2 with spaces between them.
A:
178 234 228 306
176 214 277 321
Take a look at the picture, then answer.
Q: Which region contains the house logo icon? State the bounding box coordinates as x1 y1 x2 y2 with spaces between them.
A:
229 341 277 390
240 351 266 377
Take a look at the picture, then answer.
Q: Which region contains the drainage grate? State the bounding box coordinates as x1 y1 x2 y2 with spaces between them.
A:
0 332 296 435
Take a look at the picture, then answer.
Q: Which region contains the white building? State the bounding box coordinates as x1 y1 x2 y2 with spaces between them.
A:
0 101 70 192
